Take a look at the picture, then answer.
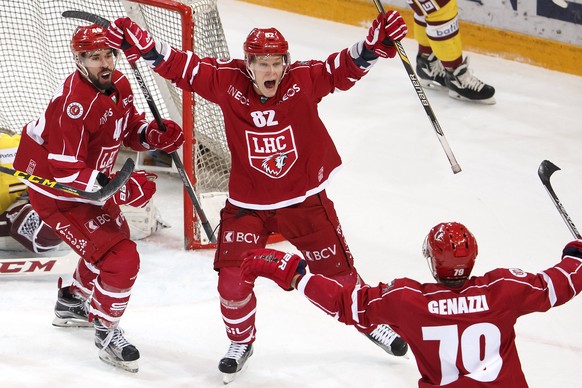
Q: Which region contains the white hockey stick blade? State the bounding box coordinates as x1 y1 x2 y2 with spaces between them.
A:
0 250 78 277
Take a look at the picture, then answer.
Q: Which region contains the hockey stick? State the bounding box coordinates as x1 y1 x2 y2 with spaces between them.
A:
62 10 216 244
0 249 78 277
370 0 461 174
538 160 581 239
0 158 135 202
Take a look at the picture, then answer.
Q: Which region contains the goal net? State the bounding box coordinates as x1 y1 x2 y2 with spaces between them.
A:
0 0 231 249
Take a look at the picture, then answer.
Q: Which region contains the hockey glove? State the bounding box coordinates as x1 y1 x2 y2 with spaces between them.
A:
364 11 408 58
562 239 582 260
143 119 184 153
106 17 164 66
109 170 157 208
241 248 307 291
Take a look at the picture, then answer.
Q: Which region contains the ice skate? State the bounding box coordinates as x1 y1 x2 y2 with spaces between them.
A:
52 286 92 328
94 319 140 373
445 57 496 104
365 324 409 357
416 53 447 89
218 342 253 384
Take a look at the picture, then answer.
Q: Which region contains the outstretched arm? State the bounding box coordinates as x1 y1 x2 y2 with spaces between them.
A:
349 10 408 71
240 248 381 327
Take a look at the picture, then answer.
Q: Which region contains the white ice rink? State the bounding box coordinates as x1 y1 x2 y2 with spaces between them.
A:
1 0 582 386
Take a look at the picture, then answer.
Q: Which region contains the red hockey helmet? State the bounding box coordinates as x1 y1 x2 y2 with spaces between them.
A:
243 27 289 56
70 24 110 53
243 27 291 80
423 222 478 285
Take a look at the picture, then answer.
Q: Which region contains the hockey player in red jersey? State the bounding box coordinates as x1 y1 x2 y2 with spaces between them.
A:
241 222 582 387
106 11 409 382
13 24 184 372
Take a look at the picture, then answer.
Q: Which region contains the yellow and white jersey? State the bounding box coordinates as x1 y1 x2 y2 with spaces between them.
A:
0 133 27 214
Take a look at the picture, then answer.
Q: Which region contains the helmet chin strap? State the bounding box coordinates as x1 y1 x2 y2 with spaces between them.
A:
245 65 258 88
74 53 91 79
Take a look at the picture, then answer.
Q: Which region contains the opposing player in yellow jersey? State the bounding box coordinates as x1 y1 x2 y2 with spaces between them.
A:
408 0 495 104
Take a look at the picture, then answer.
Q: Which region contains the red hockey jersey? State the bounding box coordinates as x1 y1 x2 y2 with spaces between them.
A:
14 70 148 204
298 253 582 387
154 47 367 209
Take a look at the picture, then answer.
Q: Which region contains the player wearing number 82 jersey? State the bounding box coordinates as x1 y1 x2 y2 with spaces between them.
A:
106 11 411 382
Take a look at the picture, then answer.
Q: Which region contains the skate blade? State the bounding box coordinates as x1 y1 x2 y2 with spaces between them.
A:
222 372 238 384
52 316 93 328
222 359 251 384
418 79 447 90
98 349 139 373
448 91 496 105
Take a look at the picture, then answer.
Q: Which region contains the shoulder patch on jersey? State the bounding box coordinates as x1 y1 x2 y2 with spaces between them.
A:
509 268 527 278
66 102 83 119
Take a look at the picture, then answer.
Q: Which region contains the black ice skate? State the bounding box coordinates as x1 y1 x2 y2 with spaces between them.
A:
218 342 254 384
416 53 447 89
445 57 496 104
365 324 409 357
52 286 92 328
94 319 140 373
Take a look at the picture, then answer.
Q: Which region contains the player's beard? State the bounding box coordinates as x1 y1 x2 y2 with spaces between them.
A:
87 68 114 92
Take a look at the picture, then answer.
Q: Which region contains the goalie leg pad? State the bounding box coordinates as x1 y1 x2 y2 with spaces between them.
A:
120 200 170 240
9 204 65 253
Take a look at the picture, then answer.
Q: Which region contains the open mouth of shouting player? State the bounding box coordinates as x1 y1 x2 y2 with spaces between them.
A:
247 54 287 98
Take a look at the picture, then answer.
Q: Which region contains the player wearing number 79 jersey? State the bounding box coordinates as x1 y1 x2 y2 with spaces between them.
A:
241 222 582 387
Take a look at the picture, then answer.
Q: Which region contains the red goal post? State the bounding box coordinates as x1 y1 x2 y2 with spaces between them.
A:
125 0 230 249
126 0 284 249
129 0 207 249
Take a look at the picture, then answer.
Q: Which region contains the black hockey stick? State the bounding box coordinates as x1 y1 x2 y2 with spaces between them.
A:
370 1 461 174
538 160 581 239
0 158 135 202
62 10 216 244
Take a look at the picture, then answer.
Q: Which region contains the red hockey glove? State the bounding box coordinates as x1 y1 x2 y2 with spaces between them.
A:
144 119 184 153
109 170 157 208
562 239 582 260
364 11 407 58
241 248 307 291
106 17 159 64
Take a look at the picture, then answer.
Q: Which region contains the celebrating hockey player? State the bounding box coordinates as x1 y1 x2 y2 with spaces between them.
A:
409 0 496 104
13 24 184 372
106 10 409 383
242 222 582 387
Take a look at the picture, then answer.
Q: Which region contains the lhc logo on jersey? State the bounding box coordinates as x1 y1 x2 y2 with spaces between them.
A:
246 126 298 179
66 102 83 119
96 146 120 172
